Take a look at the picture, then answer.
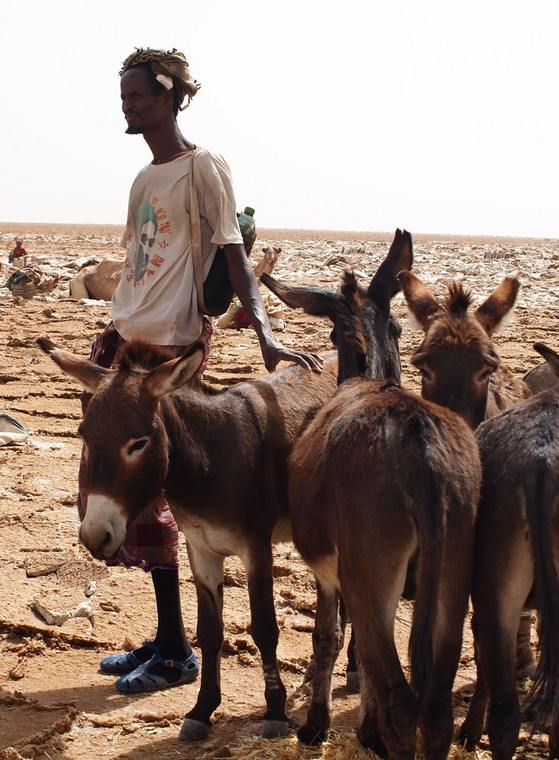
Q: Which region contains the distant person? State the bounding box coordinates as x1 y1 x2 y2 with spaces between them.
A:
9 238 27 267
81 47 322 694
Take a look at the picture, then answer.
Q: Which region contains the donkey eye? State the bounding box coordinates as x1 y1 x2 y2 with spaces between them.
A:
128 438 148 455
477 368 494 383
419 366 433 383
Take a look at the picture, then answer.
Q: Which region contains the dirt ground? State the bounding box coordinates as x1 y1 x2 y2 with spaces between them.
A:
0 222 557 760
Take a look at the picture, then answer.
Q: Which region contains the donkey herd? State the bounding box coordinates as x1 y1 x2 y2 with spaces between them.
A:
37 229 559 760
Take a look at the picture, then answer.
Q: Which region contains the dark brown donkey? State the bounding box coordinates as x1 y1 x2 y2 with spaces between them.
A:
36 339 337 741
458 343 559 760
36 233 410 744
397 271 536 675
261 228 414 691
261 231 413 386
279 271 481 760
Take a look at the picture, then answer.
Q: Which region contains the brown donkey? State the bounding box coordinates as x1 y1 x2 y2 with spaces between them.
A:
397 272 531 429
459 343 559 760
36 231 411 744
261 228 414 690
36 339 337 741
284 272 481 760
398 271 536 676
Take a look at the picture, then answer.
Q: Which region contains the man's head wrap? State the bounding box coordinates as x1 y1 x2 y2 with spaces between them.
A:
120 48 201 110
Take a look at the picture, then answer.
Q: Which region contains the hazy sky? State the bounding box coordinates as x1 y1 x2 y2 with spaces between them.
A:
2 0 558 237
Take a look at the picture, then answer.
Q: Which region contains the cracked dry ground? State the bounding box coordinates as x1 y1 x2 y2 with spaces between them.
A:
0 224 558 759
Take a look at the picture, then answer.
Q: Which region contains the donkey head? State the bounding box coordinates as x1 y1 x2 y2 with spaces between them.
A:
261 229 413 384
36 337 205 561
398 272 520 428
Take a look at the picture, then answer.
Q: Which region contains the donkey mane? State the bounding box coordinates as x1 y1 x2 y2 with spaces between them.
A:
443 281 474 314
114 340 221 396
413 283 494 364
117 341 178 373
414 319 495 362
337 271 368 377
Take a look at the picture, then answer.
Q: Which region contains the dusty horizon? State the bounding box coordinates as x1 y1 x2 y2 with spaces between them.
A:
0 220 556 246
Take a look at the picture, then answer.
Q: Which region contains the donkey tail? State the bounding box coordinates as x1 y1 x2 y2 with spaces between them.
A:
406 414 447 700
523 459 559 728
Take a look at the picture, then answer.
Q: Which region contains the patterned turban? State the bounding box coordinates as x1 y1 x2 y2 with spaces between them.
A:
120 48 201 109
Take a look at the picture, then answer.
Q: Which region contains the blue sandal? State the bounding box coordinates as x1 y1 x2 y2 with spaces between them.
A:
115 651 199 693
100 640 160 674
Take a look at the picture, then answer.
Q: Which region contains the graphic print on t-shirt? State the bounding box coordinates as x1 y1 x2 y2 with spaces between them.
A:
130 198 159 282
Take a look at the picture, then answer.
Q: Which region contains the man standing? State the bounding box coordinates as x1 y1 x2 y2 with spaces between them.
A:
87 47 322 693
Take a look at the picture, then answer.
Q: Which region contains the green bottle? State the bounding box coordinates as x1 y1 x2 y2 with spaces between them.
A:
238 206 257 255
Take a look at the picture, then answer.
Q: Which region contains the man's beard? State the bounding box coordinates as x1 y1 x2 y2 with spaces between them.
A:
125 125 144 134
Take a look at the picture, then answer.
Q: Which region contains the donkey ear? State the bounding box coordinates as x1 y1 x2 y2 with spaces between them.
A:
397 270 440 330
142 342 206 399
533 343 559 379
366 228 413 313
260 273 339 323
475 277 520 336
36 337 109 393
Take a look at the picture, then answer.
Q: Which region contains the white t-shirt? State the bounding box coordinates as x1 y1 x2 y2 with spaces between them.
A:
112 148 244 346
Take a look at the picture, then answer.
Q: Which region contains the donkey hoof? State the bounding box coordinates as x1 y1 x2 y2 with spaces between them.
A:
179 717 211 742
357 727 388 756
458 722 481 752
263 719 290 738
297 724 327 746
346 669 360 693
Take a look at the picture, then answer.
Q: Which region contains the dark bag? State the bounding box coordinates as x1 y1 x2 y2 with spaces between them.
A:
202 249 232 317
202 209 257 316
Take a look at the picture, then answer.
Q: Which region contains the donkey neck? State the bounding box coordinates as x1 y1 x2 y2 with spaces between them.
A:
159 381 266 507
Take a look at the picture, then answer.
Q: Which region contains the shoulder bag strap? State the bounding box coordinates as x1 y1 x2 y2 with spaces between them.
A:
189 148 209 314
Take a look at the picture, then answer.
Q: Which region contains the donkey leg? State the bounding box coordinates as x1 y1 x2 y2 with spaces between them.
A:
549 715 559 759
462 605 533 751
179 547 224 742
298 577 344 746
244 547 289 738
354 658 387 758
459 613 489 750
472 539 532 760
483 627 521 760
345 616 360 693
356 627 417 760
304 598 351 687
516 610 536 678
475 591 528 760
420 547 473 760
347 567 417 760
